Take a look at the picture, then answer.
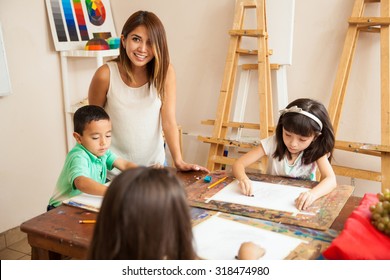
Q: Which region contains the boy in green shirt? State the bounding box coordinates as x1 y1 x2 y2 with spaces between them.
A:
48 105 137 210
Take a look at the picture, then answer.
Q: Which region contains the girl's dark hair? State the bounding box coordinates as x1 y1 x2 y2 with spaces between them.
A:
73 105 110 135
273 98 335 164
88 167 196 260
115 10 170 102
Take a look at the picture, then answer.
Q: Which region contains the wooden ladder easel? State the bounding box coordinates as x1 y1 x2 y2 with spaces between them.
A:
329 0 390 192
198 0 274 171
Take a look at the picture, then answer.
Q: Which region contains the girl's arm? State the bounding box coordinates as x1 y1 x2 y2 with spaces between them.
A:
232 144 266 196
88 64 110 107
161 64 208 172
295 154 337 210
112 157 138 171
73 176 108 196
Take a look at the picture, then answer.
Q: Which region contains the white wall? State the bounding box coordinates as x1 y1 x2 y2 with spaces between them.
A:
0 0 382 233
289 1 381 196
0 1 66 233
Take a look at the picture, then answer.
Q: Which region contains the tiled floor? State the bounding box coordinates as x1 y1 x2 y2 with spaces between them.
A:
0 228 31 260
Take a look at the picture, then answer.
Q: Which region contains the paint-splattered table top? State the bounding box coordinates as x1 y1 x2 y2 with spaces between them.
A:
186 171 354 231
20 169 358 259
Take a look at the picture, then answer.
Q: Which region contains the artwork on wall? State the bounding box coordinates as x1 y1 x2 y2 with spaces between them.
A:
0 22 12 96
45 0 117 51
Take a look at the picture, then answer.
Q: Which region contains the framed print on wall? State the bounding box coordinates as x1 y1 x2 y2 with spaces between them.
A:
45 0 117 51
0 22 12 96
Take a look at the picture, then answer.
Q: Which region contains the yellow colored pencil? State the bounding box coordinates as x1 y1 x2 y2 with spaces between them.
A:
78 220 96 224
207 176 228 189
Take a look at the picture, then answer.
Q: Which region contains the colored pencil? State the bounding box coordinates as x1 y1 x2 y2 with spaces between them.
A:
207 176 228 189
78 220 96 224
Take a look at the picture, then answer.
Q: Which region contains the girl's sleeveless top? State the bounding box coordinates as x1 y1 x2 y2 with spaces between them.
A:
104 62 165 169
261 135 317 181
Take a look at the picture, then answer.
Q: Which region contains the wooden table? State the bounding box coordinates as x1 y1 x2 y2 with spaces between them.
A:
21 170 361 260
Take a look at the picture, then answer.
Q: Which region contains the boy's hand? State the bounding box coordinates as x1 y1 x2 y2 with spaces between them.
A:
150 163 164 169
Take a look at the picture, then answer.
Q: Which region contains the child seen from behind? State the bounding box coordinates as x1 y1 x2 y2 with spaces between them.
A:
89 167 265 260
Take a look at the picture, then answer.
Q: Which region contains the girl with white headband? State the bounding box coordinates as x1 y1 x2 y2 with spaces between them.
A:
232 98 336 210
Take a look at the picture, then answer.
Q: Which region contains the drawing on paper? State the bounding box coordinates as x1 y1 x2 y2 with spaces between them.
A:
209 179 308 213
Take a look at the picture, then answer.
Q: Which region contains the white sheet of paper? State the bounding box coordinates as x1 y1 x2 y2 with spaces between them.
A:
209 179 309 213
65 193 103 209
193 215 305 260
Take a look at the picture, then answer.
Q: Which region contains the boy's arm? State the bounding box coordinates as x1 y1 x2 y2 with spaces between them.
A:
73 176 108 196
112 157 138 171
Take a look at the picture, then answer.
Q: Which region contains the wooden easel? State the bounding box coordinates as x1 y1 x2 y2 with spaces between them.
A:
329 0 390 192
198 0 274 171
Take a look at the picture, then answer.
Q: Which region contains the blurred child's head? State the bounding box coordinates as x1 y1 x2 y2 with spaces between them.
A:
89 167 196 260
274 98 335 164
73 105 111 157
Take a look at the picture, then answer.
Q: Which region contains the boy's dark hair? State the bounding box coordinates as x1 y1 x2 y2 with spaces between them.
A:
273 98 335 164
89 167 196 260
73 105 110 135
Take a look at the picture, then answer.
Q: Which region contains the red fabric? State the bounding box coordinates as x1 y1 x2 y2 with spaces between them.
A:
323 193 390 260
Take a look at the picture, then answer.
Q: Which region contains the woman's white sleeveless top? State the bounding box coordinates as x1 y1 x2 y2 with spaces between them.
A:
104 62 165 169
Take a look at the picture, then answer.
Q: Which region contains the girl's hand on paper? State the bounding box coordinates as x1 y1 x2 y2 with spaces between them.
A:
238 177 253 196
295 191 315 210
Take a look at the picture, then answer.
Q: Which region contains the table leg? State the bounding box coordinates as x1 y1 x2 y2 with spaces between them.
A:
31 246 62 260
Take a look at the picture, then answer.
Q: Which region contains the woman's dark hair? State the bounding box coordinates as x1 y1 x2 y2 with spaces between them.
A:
273 98 335 164
88 167 196 260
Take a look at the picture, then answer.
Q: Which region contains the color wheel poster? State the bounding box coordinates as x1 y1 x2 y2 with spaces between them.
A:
45 0 117 51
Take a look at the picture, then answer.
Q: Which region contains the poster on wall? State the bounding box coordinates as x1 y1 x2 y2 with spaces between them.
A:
45 0 117 51
0 23 12 96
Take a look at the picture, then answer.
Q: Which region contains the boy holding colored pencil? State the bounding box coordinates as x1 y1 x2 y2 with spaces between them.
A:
47 105 138 211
